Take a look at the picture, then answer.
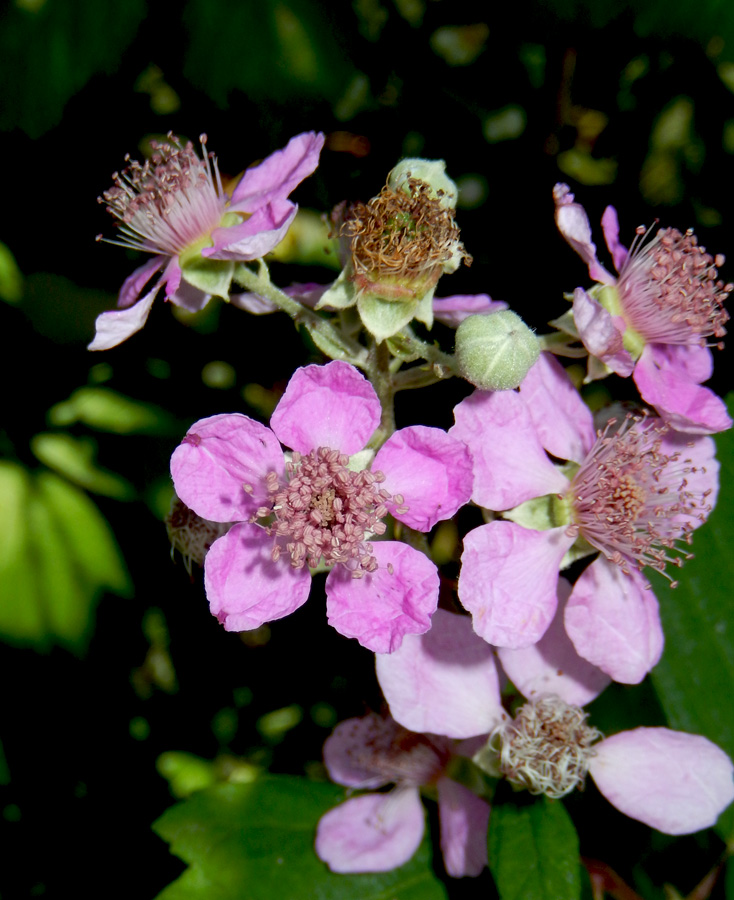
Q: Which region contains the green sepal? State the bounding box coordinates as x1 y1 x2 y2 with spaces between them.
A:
357 293 420 343
179 254 235 300
315 267 357 310
412 286 436 330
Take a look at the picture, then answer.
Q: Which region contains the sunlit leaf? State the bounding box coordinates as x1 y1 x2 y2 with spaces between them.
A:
153 776 447 900
31 432 136 500
0 241 23 305
48 386 178 435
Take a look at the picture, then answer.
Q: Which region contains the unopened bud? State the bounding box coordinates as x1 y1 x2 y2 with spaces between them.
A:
455 310 539 391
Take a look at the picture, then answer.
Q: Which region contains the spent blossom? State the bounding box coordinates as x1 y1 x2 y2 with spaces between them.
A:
170 360 473 652
452 352 718 681
554 182 731 434
315 713 490 877
90 131 324 350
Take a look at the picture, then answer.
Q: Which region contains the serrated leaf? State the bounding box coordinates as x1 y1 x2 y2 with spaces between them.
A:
153 775 447 900
48 386 177 435
488 796 580 900
650 393 734 840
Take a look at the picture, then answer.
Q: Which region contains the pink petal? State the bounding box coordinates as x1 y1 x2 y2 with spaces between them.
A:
600 205 628 272
325 542 439 653
589 728 734 835
572 288 634 377
169 278 211 312
170 413 284 522
270 361 381 456
432 294 508 328
652 343 714 384
87 286 158 351
373 426 473 532
203 522 311 631
375 609 504 739
564 558 663 684
315 789 424 873
451 390 569 511
117 256 165 309
229 131 325 210
322 715 400 788
437 778 490 877
660 430 719 534
518 352 596 463
634 345 732 434
458 523 574 648
497 577 611 705
205 197 297 261
553 184 614 284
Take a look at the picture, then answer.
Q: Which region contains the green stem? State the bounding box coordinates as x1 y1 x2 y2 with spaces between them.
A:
366 339 396 444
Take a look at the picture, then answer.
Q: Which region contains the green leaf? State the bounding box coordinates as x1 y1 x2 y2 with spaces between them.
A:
0 241 23 305
48 386 178 435
488 795 580 900
152 775 447 900
31 432 136 500
649 393 734 840
0 462 131 654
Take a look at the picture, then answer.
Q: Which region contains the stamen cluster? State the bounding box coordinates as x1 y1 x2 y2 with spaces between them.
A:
254 447 406 576
98 133 223 256
165 495 231 574
343 177 470 297
619 226 731 347
568 414 712 582
490 695 601 799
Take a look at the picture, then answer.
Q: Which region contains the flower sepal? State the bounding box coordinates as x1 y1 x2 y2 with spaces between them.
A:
179 242 235 300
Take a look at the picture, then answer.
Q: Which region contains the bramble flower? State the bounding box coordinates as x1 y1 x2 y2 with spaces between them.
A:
452 352 719 681
553 183 731 434
315 713 490 877
90 131 324 350
170 360 473 652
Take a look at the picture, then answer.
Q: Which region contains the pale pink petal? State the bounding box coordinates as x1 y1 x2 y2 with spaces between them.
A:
315 789 424 873
572 288 635 377
375 609 504 739
432 294 508 328
325 542 439 653
553 183 614 284
458 523 575 648
451 390 569 511
169 278 211 312
87 286 158 351
171 414 284 521
205 197 297 261
519 352 596 463
117 256 165 309
229 131 325 210
651 343 713 384
600 206 628 272
161 256 182 297
270 361 381 455
634 345 732 434
204 523 311 630
589 728 734 835
497 577 611 705
437 778 490 877
373 426 473 532
660 431 719 533
322 715 400 788
564 558 663 684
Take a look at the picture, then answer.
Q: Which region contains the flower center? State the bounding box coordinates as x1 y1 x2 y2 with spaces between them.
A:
617 225 731 347
567 413 712 583
256 447 405 575
97 133 225 257
342 177 471 299
489 696 601 799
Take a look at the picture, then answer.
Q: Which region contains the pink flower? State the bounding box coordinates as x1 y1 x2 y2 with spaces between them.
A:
452 352 719 680
170 360 473 652
554 183 731 434
315 713 490 877
90 131 324 350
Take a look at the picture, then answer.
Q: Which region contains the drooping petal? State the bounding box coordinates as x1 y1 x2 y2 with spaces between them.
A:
518 352 596 463
451 390 569 511
169 278 211 312
87 285 158 351
633 344 732 434
205 196 298 261
437 778 490 878
229 131 325 211
171 413 284 521
458 522 574 648
270 361 381 456
572 288 635 377
203 522 311 631
432 294 508 328
117 256 165 309
375 608 504 739
325 542 439 653
589 728 734 835
373 426 473 532
600 205 629 272
322 715 400 789
553 183 615 285
315 789 425 873
564 558 663 684
497 577 611 706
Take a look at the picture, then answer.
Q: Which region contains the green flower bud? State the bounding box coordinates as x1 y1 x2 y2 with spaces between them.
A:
455 310 540 391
